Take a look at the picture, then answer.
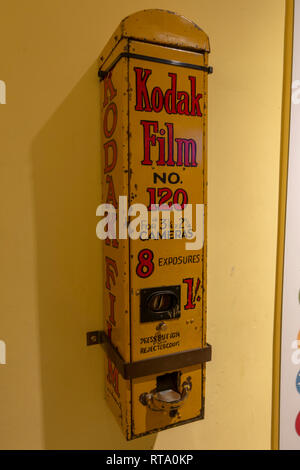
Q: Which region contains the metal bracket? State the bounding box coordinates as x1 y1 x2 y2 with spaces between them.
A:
86 330 104 346
86 330 212 380
98 52 213 81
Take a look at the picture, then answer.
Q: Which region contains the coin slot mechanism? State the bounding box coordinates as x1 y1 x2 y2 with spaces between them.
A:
140 285 181 323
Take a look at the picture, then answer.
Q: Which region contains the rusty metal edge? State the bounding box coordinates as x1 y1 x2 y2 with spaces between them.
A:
131 406 205 440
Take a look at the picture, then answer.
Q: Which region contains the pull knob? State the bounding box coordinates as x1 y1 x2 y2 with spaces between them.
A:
156 321 167 331
139 377 192 413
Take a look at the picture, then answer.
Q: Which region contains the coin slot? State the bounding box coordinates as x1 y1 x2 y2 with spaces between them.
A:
140 285 181 323
148 292 176 313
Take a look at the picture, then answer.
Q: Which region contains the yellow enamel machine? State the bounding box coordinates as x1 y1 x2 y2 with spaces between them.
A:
88 9 212 440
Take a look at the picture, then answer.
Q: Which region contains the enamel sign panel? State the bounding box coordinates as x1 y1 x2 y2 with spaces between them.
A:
273 0 300 450
97 10 212 440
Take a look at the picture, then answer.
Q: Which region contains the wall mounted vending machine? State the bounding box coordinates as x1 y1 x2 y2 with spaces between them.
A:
88 9 213 440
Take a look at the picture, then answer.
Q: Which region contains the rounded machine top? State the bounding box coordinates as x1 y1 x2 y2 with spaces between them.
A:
99 9 210 67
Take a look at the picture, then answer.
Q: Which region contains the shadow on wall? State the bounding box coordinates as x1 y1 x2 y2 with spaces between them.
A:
31 61 156 450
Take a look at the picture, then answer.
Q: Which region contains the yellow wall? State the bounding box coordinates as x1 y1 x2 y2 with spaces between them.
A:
0 0 285 449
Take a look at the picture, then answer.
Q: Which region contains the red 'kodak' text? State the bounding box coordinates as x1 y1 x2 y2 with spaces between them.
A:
134 67 203 117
